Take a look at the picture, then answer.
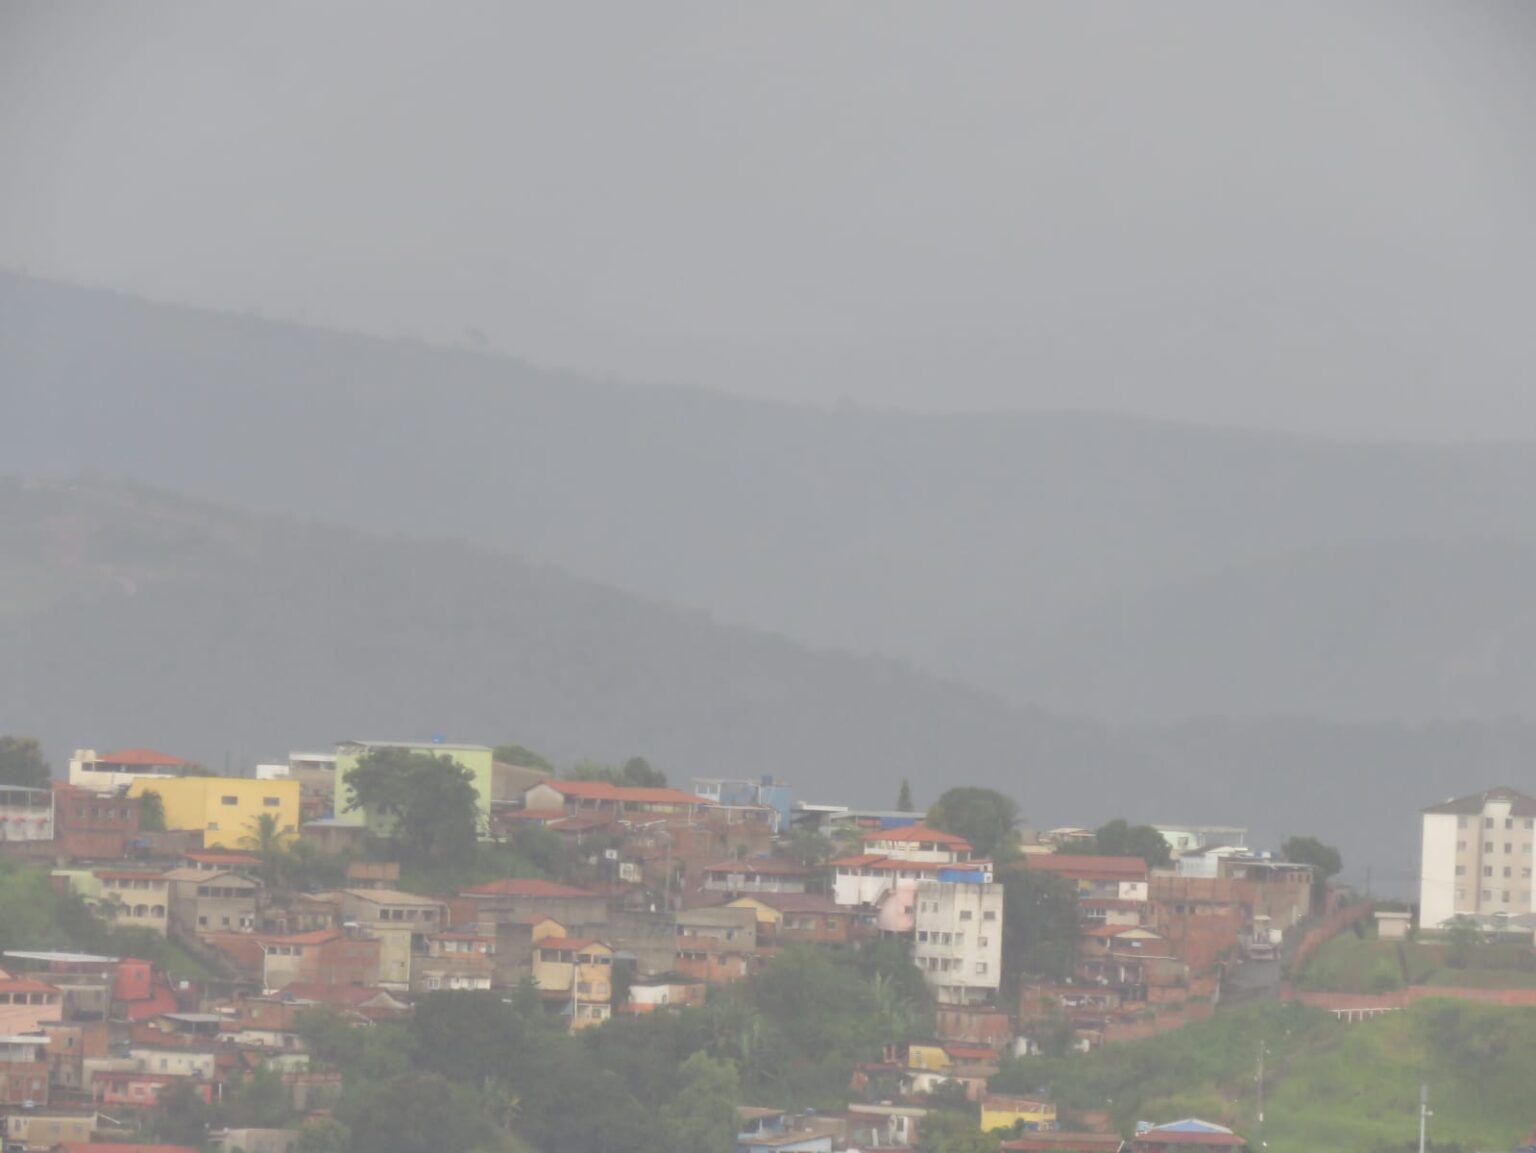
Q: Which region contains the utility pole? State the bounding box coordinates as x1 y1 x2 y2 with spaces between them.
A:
1418 1083 1428 1153
1256 1040 1265 1127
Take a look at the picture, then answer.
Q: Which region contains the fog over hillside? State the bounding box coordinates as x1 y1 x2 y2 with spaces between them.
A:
3 477 1535 894
8 272 1536 723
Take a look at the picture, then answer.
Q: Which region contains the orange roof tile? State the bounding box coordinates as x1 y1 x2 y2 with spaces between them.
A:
96 748 192 767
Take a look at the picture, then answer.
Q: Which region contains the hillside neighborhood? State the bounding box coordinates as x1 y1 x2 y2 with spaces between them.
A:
6 735 1523 1153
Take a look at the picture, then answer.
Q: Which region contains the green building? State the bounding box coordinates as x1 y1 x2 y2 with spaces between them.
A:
334 740 495 838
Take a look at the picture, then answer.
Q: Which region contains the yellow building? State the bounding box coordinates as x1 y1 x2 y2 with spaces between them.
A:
129 776 301 849
905 1042 952 1072
980 1094 1056 1134
532 936 614 1030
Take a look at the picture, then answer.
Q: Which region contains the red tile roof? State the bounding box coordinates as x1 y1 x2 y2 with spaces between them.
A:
460 877 595 899
96 749 192 767
863 823 973 848
0 975 61 994
540 780 707 806
1025 854 1149 881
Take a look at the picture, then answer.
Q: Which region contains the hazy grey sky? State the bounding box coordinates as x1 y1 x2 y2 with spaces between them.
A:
3 2 1534 439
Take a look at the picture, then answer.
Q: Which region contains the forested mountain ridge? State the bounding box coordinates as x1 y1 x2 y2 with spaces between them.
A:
4 478 1536 892
8 272 1536 720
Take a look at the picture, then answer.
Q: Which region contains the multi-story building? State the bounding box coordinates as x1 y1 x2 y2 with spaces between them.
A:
68 747 192 792
701 859 818 897
1420 786 1536 929
532 936 615 1029
126 776 300 850
0 968 63 1034
52 785 140 859
336 889 447 989
0 784 54 843
95 871 171 935
0 1035 50 1106
413 931 496 992
523 780 714 822
334 740 494 835
862 824 973 863
912 875 1004 1005
163 868 261 936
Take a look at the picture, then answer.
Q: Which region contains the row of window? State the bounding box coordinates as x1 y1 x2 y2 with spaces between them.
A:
195 885 254 898
1456 888 1531 904
377 907 437 921
1457 839 1533 855
916 930 993 948
914 901 998 919
1457 865 1533 879
105 878 163 889
916 956 988 974
1460 816 1536 830
220 795 284 806
0 991 57 1005
73 806 133 820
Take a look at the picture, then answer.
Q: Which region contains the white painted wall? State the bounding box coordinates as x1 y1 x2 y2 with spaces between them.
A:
1419 811 1458 929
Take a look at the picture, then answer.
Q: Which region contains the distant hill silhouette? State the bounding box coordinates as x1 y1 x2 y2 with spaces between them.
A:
9 272 1536 721
4 478 1536 893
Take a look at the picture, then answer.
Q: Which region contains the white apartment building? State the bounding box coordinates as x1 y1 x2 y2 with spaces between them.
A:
911 878 1003 1005
1420 786 1536 929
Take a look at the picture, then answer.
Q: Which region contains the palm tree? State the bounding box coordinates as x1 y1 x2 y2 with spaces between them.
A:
241 812 289 889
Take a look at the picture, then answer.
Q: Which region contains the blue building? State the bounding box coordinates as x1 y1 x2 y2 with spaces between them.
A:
693 776 794 833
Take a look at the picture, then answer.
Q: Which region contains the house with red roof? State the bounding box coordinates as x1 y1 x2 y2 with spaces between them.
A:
862 824 973 863
0 967 64 1034
1025 854 1150 927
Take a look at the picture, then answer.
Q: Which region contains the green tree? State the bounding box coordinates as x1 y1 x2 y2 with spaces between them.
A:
493 744 554 772
897 778 915 812
344 748 480 865
1001 864 1080 982
780 826 835 866
137 789 167 832
621 756 667 787
242 811 291 886
341 1073 504 1153
1282 835 1343 910
293 1117 351 1153
149 1079 217 1147
0 735 49 788
661 1051 741 1153
225 1064 294 1128
926 787 1019 860
1060 819 1171 868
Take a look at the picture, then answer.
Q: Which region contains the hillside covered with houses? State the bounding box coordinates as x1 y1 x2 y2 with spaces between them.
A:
5 731 1466 1153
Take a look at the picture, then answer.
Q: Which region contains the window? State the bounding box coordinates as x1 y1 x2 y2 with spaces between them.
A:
1507 844 1515 854
1483 889 1492 901
975 961 988 974
1457 840 1467 850
1523 868 1532 879
1486 842 1495 853
1456 866 1466 876
979 936 990 947
1484 866 1493 877
983 909 997 921
1505 867 1513 878
959 909 973 921
1504 891 1512 902
1486 818 1495 828
222 795 238 806
263 796 280 807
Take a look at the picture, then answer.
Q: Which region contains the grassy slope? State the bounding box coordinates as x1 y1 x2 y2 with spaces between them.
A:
1301 929 1536 993
999 1001 1536 1153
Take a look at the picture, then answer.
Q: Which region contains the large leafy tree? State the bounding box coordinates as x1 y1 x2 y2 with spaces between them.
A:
0 735 49 788
926 787 1019 860
567 756 668 787
661 1052 740 1153
1001 864 1080 983
492 743 554 772
343 748 480 865
341 1073 503 1153
137 789 167 832
1282 834 1343 910
1059 818 1171 868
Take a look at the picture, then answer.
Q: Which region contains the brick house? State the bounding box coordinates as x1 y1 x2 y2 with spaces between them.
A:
51 785 140 860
